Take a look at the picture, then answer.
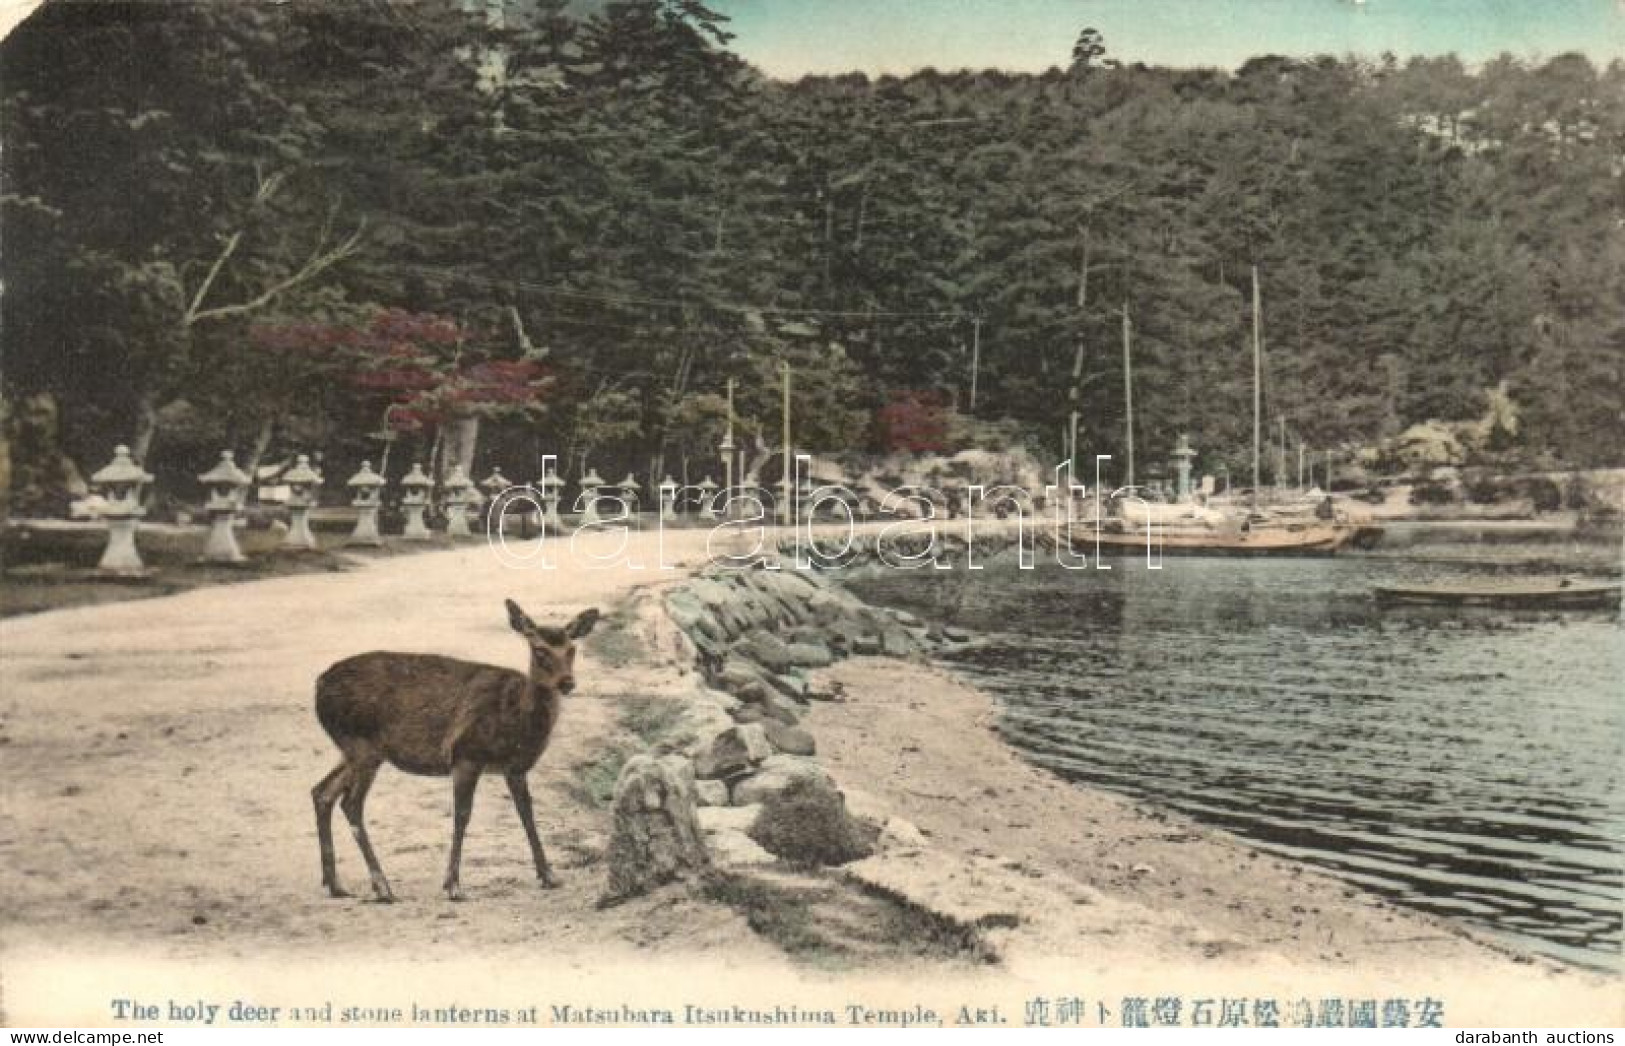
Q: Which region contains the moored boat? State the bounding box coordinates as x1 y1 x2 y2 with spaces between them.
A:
1069 518 1359 557
1373 577 1622 610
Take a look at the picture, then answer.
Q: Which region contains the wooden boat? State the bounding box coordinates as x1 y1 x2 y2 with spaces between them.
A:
1373 577 1622 610
1069 519 1358 557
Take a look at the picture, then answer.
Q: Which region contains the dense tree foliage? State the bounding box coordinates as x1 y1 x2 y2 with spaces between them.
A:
3 0 1621 504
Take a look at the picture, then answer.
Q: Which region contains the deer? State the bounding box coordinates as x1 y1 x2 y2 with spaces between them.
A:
312 600 600 901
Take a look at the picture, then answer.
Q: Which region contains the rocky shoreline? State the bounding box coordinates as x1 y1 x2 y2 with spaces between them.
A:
591 554 1621 1024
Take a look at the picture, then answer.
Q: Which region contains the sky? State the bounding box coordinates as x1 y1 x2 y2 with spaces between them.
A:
709 0 1625 78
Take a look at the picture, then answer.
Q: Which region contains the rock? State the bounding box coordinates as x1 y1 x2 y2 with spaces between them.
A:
737 632 798 673
693 723 775 780
890 609 924 628
697 804 763 833
705 829 778 868
879 816 927 852
842 851 1026 931
784 640 834 668
732 754 832 805
694 779 730 807
667 702 735 753
766 672 809 701
758 692 802 726
600 754 710 905
717 659 773 703
942 625 973 643
853 635 883 656
880 626 918 656
763 721 816 757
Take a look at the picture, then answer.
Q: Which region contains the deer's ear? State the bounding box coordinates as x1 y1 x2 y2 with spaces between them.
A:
566 607 601 639
506 599 535 635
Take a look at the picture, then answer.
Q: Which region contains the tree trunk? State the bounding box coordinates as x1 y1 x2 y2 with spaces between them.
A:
130 389 160 465
242 417 276 503
441 414 480 482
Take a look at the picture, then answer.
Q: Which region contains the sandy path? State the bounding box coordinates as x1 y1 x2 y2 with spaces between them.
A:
0 530 778 967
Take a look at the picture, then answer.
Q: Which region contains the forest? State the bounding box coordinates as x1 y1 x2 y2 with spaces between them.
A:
2 0 1622 510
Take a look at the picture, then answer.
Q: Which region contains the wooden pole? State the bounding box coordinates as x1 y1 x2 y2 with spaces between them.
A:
1298 442 1305 491
1067 229 1091 480
780 361 792 526
1251 265 1262 509
968 316 982 412
1122 302 1134 489
1277 416 1287 493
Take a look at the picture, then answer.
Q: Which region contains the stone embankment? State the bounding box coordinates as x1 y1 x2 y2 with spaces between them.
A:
602 560 1019 943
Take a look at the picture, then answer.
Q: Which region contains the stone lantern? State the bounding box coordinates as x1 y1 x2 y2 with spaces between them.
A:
658 476 679 522
718 431 736 519
1172 434 1198 503
197 450 250 563
442 465 474 539
400 462 433 540
615 472 641 522
578 467 605 525
537 467 565 530
90 444 153 575
696 476 719 521
346 461 385 547
281 454 324 551
480 468 511 534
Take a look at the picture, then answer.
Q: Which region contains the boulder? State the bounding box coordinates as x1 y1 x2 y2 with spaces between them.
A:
667 702 735 754
600 754 710 905
694 779 730 807
733 754 833 806
693 723 774 781
763 721 816 757
737 631 797 673
758 692 802 726
784 640 835 668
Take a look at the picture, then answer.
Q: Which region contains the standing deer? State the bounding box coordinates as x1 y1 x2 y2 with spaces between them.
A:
312 600 600 901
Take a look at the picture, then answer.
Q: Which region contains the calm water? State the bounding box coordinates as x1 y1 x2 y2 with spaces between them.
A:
846 553 1625 969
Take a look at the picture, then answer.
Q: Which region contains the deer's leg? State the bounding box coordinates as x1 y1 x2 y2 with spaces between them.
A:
338 752 394 903
312 760 351 898
506 770 558 889
443 759 481 901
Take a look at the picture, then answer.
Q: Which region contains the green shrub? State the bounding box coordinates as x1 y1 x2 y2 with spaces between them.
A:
747 778 875 867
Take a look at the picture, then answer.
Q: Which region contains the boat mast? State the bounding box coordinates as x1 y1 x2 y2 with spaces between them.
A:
1251 265 1262 510
1122 301 1134 489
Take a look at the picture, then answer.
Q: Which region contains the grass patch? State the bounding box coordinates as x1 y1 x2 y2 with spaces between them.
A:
566 742 638 809
585 605 647 668
617 694 686 746
701 873 844 961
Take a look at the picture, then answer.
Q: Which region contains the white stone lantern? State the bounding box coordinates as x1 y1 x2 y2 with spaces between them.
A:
537 467 564 530
1172 434 1198 503
400 462 433 540
346 461 385 547
658 475 679 521
442 465 474 539
578 467 605 525
197 450 249 563
281 454 323 551
696 475 719 521
479 468 511 535
615 472 641 521
90 444 153 575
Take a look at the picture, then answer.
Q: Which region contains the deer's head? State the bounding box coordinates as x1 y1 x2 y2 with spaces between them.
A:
506 600 600 695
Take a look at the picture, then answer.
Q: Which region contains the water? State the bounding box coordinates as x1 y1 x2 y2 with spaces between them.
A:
845 552 1625 969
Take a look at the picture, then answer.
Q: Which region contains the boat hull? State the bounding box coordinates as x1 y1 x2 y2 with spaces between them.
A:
1373 582 1621 610
1068 523 1358 557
